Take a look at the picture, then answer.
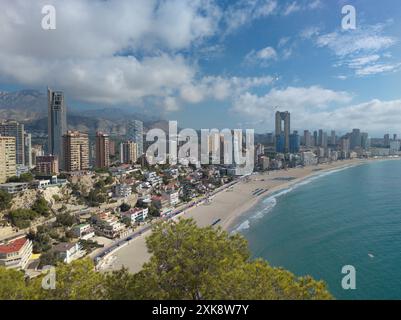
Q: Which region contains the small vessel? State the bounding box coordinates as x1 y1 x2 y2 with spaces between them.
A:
368 253 375 258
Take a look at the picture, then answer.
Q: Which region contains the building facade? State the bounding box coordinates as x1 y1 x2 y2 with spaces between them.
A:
0 136 16 183
127 120 144 156
275 111 290 153
120 141 138 164
63 131 89 172
0 120 25 165
95 131 110 169
48 88 67 168
35 155 59 175
0 237 33 270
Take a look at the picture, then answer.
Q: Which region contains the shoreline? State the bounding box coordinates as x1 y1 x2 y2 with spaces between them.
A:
103 157 396 274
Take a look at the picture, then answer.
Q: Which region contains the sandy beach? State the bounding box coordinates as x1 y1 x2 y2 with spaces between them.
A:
103 158 371 274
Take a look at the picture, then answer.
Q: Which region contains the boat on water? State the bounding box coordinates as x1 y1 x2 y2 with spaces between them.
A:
368 253 375 258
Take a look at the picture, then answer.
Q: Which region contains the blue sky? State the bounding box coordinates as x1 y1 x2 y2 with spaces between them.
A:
1 0 401 135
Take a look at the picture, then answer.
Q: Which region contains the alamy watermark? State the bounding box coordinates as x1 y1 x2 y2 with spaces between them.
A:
146 121 255 176
341 265 356 290
342 5 356 30
41 265 56 290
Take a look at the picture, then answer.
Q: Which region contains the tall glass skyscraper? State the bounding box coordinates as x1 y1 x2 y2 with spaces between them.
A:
48 88 67 168
275 111 290 153
127 120 144 156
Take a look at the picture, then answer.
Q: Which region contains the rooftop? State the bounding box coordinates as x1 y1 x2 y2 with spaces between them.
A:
0 237 28 254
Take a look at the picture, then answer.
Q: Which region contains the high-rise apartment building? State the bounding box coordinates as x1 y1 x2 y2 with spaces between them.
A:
127 120 144 156
275 111 290 153
95 132 110 169
330 130 336 145
120 141 138 164
0 120 25 165
24 132 32 168
303 130 312 147
289 131 300 153
35 155 59 175
384 134 390 148
350 129 362 150
0 136 16 183
48 88 67 168
63 131 89 172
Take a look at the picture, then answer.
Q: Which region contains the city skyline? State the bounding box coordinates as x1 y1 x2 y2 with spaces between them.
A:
0 1 400 135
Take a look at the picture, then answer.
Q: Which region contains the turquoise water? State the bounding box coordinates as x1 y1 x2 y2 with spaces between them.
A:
234 160 401 300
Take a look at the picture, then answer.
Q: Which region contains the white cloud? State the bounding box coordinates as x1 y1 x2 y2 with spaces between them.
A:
232 86 401 134
223 0 277 34
309 22 400 77
316 26 396 57
232 85 352 117
283 2 301 16
244 47 277 66
355 63 401 76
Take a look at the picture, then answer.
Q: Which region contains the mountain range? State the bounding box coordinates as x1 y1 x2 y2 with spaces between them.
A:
0 89 165 135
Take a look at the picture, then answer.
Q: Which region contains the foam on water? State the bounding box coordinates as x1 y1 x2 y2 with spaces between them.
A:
231 164 362 234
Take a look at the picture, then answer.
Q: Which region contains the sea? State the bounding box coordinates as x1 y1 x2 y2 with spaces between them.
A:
232 159 401 299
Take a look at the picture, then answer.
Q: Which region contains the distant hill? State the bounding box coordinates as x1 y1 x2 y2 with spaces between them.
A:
0 89 164 135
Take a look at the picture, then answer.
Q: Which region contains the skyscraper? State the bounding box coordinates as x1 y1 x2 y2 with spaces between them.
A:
361 132 369 149
318 129 323 147
303 130 312 147
0 120 25 165
48 88 67 168
350 129 362 150
330 130 336 145
127 120 144 156
0 136 16 183
63 131 89 172
120 141 138 164
95 132 110 169
313 131 318 146
289 131 300 153
24 132 32 168
275 111 290 153
384 134 390 148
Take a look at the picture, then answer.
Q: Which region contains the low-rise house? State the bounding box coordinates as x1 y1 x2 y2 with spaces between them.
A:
151 195 170 210
161 190 180 207
0 182 29 194
114 184 132 198
121 207 149 224
92 212 131 239
0 237 33 270
53 242 81 264
72 223 95 240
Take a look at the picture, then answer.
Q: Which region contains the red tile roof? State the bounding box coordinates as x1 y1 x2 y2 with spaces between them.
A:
0 237 28 254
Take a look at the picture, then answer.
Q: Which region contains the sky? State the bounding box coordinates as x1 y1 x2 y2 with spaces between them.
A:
0 0 401 136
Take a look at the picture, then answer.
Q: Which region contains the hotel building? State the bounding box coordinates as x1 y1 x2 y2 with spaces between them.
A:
95 131 110 169
63 131 89 172
0 136 16 183
0 237 33 270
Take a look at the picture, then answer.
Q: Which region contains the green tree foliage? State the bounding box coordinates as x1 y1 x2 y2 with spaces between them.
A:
7 173 34 183
39 251 60 268
104 176 113 185
27 226 52 253
0 190 12 211
119 203 131 212
56 213 77 227
86 189 107 207
8 209 38 229
121 219 333 300
0 219 333 300
31 197 51 217
32 259 105 300
0 267 28 299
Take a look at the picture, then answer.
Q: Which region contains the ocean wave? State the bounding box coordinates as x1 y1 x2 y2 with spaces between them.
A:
232 220 250 233
232 164 358 234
